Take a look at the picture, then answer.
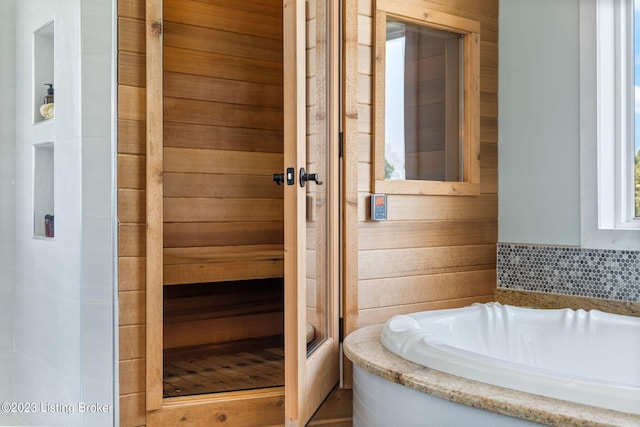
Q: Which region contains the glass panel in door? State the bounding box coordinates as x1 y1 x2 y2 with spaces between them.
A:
304 0 331 355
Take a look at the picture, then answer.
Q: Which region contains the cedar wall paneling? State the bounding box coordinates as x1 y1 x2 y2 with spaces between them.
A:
162 0 284 287
160 0 285 355
345 0 499 331
118 0 146 424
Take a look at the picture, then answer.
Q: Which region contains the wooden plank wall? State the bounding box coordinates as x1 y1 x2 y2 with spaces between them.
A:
347 0 499 330
161 0 284 350
163 280 284 350
118 0 147 424
162 0 284 286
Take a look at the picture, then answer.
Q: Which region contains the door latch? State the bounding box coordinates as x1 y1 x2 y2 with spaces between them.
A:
273 167 296 186
299 167 323 187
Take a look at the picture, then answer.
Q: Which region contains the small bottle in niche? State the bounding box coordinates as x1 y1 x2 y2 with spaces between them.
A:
40 84 55 119
43 83 54 104
44 214 54 237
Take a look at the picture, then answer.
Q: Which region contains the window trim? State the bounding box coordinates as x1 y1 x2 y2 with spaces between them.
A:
372 0 481 196
580 0 640 250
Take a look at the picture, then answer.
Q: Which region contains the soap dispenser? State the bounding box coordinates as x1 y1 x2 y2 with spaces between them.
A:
40 84 55 119
43 84 54 104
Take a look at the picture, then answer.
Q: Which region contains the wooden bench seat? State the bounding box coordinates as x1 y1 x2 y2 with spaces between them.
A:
163 244 284 285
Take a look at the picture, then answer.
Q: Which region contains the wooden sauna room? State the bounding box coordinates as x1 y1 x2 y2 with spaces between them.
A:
117 0 499 424
119 0 341 424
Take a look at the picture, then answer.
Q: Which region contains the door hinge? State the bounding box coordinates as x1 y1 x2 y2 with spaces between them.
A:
338 132 344 158
338 317 344 343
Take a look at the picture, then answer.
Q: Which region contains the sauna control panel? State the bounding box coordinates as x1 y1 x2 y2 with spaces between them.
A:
371 194 387 220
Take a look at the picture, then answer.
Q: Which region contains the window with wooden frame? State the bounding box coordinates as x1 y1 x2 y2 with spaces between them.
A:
373 0 481 195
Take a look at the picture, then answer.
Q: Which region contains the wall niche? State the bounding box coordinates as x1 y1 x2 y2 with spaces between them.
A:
33 142 54 238
33 21 54 124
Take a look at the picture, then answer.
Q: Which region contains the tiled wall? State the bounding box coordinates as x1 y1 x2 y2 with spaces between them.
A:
11 0 114 425
497 243 640 302
0 0 16 409
14 1 82 425
79 0 115 424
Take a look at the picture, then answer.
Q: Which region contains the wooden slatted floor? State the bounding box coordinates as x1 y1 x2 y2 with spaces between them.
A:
163 337 284 397
162 337 353 424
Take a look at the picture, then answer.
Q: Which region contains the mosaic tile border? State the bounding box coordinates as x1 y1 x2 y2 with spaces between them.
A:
497 243 640 302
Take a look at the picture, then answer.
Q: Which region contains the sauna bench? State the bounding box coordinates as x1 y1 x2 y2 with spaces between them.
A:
163 245 284 285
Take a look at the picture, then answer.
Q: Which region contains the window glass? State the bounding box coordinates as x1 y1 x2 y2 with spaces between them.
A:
384 19 463 182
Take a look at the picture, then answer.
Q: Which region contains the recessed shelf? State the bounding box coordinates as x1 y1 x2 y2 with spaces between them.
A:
33 21 54 124
33 142 54 238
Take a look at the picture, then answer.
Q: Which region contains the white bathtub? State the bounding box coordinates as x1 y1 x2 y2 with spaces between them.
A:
380 302 640 414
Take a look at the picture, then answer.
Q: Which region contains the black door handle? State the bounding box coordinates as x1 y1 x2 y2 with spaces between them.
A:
272 174 284 185
273 167 296 186
299 167 323 187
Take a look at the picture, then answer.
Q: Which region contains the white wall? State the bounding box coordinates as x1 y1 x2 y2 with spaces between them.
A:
0 0 16 411
498 0 582 246
14 0 83 425
79 0 116 423
11 0 114 425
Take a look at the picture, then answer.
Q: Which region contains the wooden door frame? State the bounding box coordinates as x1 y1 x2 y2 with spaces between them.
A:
144 1 286 424
341 0 360 390
145 0 163 411
283 0 341 424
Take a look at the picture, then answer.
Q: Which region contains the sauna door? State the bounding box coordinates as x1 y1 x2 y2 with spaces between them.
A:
144 0 339 423
283 0 340 425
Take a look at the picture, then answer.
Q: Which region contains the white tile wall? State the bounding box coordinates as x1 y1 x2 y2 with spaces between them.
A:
80 0 115 423
82 302 113 385
32 227 83 301
81 384 115 427
82 138 112 220
0 352 14 403
53 139 83 223
0 292 13 353
9 0 115 425
0 413 24 426
15 354 82 427
82 219 113 303
0 0 16 408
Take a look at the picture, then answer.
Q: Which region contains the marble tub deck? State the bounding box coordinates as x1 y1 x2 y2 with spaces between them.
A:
344 324 640 427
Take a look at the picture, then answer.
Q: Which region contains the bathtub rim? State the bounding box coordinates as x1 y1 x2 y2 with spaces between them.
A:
380 303 640 413
344 323 640 427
